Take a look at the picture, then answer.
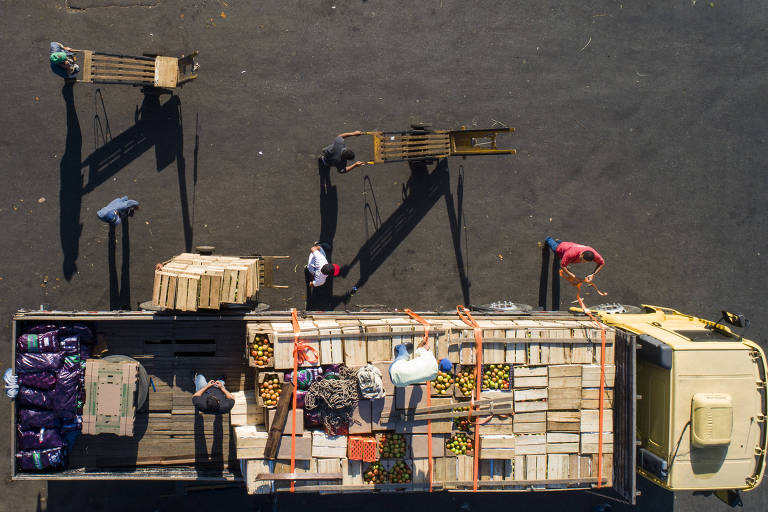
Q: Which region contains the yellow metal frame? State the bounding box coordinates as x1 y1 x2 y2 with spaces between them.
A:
365 126 516 165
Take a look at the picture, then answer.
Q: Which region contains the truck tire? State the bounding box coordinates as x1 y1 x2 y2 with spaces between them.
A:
590 303 644 314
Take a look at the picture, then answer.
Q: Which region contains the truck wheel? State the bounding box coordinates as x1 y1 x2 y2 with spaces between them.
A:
410 122 432 130
196 245 215 255
472 301 534 313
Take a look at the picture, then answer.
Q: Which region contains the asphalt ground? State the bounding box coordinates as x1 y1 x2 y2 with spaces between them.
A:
1 1 767 510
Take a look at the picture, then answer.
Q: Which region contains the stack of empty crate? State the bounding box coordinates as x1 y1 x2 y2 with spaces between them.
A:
152 253 261 311
234 314 616 493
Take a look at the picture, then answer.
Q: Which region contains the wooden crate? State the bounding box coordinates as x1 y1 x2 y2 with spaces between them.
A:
152 253 261 311
479 435 515 459
246 322 274 369
580 410 614 433
513 411 546 434
581 388 614 409
342 321 367 367
513 366 547 388
515 434 546 455
313 431 347 458
514 388 548 412
230 390 264 426
582 364 616 387
362 319 392 363
581 432 615 454
546 433 579 454
547 410 581 432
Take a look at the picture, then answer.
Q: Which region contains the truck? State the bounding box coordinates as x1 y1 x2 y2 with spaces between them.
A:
8 304 766 505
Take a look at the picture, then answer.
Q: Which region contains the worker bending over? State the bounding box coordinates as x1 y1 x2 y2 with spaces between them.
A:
389 341 443 387
544 236 605 283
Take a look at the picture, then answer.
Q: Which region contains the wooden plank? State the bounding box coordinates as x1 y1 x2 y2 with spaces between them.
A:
512 455 525 481
245 459 272 495
515 435 546 455
513 376 547 388
514 400 548 412
154 56 178 88
548 364 581 378
342 459 363 485
581 433 615 454
264 383 294 459
166 275 177 309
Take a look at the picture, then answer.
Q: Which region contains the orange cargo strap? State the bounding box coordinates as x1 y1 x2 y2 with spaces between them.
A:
403 308 433 492
569 281 608 488
456 305 482 492
289 309 320 492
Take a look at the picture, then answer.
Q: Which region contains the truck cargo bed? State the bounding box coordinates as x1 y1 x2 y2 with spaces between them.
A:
10 310 635 502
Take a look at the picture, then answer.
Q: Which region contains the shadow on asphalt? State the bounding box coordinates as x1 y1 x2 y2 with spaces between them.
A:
107 220 131 310
308 159 471 311
59 89 194 282
538 244 561 311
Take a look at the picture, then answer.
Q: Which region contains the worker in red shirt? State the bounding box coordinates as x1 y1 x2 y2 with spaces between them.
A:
544 236 605 283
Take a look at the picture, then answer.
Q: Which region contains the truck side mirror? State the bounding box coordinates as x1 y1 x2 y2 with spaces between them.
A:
720 311 749 329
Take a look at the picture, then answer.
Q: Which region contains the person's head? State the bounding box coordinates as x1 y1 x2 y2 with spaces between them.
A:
50 52 68 66
205 395 220 411
341 149 355 160
582 250 595 262
321 263 341 277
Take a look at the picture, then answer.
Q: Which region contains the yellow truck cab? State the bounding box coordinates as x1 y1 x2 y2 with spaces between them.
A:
597 305 768 494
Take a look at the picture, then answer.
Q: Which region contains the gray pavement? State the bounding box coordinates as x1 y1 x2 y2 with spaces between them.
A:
1 1 767 510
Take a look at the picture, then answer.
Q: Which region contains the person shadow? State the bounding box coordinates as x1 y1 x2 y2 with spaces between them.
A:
194 410 224 477
59 88 195 282
306 159 339 311
538 244 561 310
59 83 83 280
107 219 131 310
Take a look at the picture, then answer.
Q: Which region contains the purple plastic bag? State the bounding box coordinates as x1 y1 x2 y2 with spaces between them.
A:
16 353 64 373
17 387 55 410
53 357 83 418
17 330 59 353
16 447 64 471
284 368 322 391
18 409 57 429
59 335 80 355
60 324 95 345
18 372 56 390
18 428 64 450
296 390 307 409
304 408 323 429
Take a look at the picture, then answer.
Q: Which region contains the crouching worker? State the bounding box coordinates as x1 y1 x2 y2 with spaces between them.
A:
389 342 439 387
192 372 235 414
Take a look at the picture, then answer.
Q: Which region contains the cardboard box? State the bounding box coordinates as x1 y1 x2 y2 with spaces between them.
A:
396 384 428 410
349 399 373 434
82 359 138 436
265 406 304 434
411 434 446 458
371 395 399 431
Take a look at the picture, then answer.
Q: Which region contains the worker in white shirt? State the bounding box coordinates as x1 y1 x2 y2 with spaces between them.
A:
307 243 340 288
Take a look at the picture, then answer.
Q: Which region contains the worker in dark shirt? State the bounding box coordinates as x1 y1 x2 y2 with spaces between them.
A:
192 372 235 414
321 131 366 174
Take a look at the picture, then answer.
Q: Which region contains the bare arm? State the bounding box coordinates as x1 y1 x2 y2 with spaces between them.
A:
585 263 605 282
344 161 366 173
560 264 577 280
219 384 234 401
338 130 363 138
192 381 214 397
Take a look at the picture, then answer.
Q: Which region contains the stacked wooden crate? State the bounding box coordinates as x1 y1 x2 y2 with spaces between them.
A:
235 314 616 493
152 253 260 311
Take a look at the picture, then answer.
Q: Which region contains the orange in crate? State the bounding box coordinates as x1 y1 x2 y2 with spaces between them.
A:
348 435 377 462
